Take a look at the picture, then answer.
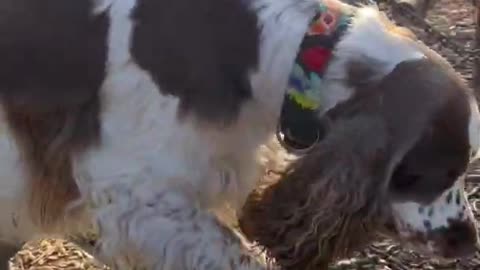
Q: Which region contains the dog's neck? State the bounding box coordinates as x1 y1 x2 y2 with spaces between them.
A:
278 0 354 150
251 0 425 147
248 0 319 119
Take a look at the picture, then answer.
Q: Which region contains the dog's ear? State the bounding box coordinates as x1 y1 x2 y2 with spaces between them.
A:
377 58 472 203
343 56 466 203
240 112 395 269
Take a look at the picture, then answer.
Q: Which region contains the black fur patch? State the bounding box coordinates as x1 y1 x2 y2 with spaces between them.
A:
0 0 108 112
130 0 259 125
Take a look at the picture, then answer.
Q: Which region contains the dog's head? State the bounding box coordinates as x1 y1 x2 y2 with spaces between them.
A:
326 6 480 259
354 55 480 259
381 61 480 258
240 5 479 268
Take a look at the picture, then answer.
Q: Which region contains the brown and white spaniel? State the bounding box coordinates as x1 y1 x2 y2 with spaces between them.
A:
0 0 478 269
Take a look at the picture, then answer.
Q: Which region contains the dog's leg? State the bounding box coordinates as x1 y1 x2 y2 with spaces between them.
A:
92 188 271 270
0 242 18 270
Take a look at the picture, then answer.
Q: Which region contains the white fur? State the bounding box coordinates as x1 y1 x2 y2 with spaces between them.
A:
0 113 37 245
391 177 476 254
73 0 324 268
0 0 476 268
333 6 425 74
249 0 318 116
392 179 471 233
71 0 278 267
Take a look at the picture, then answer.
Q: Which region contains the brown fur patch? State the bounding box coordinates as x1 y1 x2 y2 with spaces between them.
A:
5 99 100 229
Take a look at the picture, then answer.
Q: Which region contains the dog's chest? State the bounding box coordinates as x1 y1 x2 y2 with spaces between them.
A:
73 62 266 212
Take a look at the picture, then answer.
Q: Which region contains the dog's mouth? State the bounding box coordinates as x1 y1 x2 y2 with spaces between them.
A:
379 220 442 258
380 214 479 260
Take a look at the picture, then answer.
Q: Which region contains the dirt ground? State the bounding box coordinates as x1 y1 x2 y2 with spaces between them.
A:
8 0 480 269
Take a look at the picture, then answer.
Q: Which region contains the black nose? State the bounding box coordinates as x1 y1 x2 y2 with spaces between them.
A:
432 219 479 258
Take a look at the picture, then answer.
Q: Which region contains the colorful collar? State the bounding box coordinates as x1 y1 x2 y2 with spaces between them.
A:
278 0 353 151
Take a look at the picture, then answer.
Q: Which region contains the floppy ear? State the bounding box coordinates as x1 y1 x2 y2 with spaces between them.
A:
240 111 395 269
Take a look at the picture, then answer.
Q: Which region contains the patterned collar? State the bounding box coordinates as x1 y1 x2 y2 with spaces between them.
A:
278 0 353 151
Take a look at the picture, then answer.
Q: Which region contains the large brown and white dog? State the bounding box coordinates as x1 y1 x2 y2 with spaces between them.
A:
0 0 478 269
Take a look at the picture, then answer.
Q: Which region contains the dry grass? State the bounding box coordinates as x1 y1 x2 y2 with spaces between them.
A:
9 239 107 270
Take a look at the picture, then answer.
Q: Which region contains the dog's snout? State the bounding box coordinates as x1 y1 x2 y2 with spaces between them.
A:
431 219 479 258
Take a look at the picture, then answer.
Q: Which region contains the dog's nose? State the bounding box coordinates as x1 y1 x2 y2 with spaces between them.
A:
432 219 479 258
